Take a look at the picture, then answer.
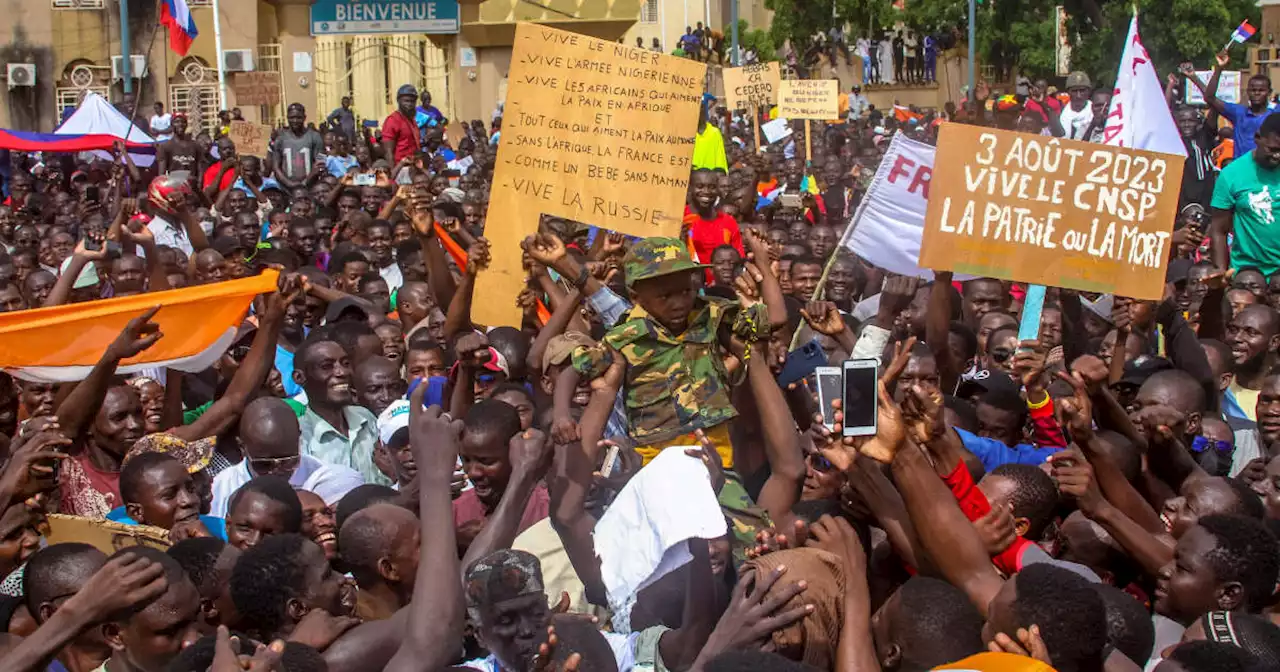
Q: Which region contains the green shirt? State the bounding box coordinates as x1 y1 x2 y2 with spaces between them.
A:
572 296 767 446
1211 151 1280 276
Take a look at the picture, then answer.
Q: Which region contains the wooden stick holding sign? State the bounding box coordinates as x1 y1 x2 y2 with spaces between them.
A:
474 22 706 327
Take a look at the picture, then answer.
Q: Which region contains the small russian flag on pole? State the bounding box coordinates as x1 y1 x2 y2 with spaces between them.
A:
1230 20 1257 46
160 0 198 57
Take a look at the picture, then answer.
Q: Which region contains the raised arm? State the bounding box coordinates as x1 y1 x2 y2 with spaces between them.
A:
926 271 958 389
56 307 162 440
745 345 806 523
173 277 296 441
879 382 1005 616
526 286 583 375
381 393 466 671
45 240 107 308
548 354 624 607
0 554 166 672
442 237 486 341
1189 55 1230 119
458 428 552 577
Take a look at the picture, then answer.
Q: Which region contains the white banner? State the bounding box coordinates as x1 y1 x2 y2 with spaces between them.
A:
1186 70 1241 106
842 133 960 280
1103 14 1187 157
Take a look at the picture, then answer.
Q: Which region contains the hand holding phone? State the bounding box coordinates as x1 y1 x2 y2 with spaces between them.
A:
815 366 842 430
842 359 879 437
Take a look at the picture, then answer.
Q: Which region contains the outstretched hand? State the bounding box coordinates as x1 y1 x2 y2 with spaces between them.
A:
107 306 164 360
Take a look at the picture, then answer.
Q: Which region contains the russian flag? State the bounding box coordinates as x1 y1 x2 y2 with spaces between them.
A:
1231 20 1257 45
160 0 198 57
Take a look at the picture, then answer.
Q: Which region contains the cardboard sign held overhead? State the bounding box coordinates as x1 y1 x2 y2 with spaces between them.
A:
919 123 1184 300
723 62 781 110
778 80 839 119
232 72 281 107
229 120 272 159
474 22 706 326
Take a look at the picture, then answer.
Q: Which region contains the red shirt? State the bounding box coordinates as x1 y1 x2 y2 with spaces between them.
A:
452 484 550 538
685 208 744 264
382 111 421 163
202 163 237 193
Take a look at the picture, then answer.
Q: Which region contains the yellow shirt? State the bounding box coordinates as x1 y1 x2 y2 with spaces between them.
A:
1229 377 1260 421
934 652 1057 671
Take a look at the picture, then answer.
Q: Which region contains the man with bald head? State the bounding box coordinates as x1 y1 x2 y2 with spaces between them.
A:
1226 303 1280 423
191 248 228 285
209 397 363 517
21 268 55 307
1132 368 1208 443
354 356 406 417
396 281 434 335
22 542 111 671
338 502 420 621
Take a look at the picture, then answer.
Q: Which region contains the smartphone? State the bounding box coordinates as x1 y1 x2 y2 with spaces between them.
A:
776 340 827 387
395 167 413 185
779 192 803 209
353 173 376 186
599 443 622 478
842 358 879 437
815 366 842 430
84 185 101 203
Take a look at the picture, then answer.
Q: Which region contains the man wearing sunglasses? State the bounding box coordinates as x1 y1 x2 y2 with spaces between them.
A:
210 397 364 518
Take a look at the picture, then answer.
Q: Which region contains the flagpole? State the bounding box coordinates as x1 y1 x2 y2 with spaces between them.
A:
212 0 228 110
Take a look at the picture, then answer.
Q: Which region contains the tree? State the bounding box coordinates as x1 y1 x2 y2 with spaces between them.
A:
731 20 780 62
1067 0 1258 87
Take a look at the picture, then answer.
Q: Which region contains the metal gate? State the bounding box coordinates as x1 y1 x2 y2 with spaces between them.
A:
170 84 220 136
314 34 452 129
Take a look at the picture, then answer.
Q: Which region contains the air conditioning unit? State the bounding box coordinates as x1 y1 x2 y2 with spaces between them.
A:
110 55 149 81
6 63 35 89
222 50 255 72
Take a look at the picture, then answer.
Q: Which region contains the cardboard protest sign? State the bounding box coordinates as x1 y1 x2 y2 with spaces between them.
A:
45 514 171 554
232 72 281 107
920 123 1184 300
229 121 272 159
778 80 839 119
723 62 781 110
475 22 706 326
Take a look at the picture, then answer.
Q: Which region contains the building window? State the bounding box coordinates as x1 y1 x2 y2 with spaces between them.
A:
640 0 658 23
52 0 105 8
56 86 109 113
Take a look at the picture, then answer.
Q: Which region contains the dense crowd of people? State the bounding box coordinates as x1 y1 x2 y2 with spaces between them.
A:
0 29 1278 672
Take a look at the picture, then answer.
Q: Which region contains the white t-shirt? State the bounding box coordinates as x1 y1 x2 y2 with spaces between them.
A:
1059 103 1094 141
150 113 173 140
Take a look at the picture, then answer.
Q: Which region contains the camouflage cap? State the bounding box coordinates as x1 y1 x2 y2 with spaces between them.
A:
464 549 545 621
624 237 708 287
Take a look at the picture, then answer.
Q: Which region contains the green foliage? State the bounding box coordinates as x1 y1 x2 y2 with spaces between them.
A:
759 0 1260 87
730 20 779 63
1068 0 1258 87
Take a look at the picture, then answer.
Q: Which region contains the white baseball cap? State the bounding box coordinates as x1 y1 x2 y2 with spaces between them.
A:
377 399 412 447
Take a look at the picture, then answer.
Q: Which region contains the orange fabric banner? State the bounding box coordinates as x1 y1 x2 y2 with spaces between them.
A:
0 271 277 379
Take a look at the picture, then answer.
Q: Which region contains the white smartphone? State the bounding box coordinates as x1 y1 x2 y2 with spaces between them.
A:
599 443 622 478
353 172 376 186
842 358 879 437
814 366 843 431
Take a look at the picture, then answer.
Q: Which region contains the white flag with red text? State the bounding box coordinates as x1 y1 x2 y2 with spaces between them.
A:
1103 14 1187 157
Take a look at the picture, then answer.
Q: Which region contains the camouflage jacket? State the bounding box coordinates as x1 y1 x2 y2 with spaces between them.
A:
572 296 768 446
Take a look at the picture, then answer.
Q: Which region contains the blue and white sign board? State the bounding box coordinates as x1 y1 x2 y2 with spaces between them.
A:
311 0 460 35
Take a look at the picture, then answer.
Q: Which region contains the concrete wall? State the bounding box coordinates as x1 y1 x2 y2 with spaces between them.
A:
1 0 57 129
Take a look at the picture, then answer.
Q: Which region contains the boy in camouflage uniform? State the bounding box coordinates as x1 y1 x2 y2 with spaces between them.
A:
572 236 769 469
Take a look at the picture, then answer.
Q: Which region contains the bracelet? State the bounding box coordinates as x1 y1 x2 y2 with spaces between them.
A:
1026 389 1051 410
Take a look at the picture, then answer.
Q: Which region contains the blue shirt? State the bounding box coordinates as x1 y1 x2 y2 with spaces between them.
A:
325 154 359 179
954 427 1063 472
105 507 228 541
1222 102 1280 158
276 345 302 397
